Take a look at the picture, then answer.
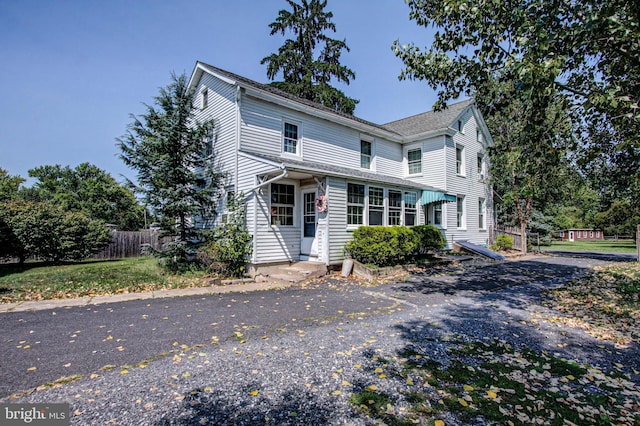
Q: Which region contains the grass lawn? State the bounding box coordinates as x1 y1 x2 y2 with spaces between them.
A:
545 239 637 253
0 257 209 303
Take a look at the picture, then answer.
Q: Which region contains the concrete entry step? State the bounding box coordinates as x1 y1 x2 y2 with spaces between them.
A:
253 261 328 284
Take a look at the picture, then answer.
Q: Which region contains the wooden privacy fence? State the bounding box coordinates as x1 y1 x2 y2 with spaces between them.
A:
93 231 172 259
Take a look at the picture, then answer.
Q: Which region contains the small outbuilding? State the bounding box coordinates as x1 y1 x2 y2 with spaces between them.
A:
555 229 604 242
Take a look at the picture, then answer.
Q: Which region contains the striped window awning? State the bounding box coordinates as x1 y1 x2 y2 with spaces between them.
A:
420 190 457 205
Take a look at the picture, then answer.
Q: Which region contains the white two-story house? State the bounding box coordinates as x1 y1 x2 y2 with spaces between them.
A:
187 61 493 273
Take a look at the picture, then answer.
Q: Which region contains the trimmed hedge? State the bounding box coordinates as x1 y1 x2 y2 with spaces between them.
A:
412 225 446 254
344 226 420 267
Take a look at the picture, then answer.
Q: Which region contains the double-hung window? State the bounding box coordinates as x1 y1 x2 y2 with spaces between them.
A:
361 140 372 169
368 187 384 226
201 87 208 109
347 183 365 225
457 195 465 228
283 122 299 155
407 148 422 175
456 145 465 175
433 203 443 226
270 183 294 226
388 190 402 225
478 198 486 229
404 192 417 226
477 154 484 180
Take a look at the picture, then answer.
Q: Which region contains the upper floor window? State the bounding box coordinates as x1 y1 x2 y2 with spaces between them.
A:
361 140 372 169
407 148 422 175
457 119 464 133
477 154 484 179
201 87 208 109
204 125 215 157
283 122 300 155
347 183 365 225
456 145 465 175
270 183 294 226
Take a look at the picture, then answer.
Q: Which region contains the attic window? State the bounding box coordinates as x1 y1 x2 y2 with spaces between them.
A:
457 119 463 133
201 87 208 109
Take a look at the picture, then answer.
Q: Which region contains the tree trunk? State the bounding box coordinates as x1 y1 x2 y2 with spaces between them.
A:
521 222 528 254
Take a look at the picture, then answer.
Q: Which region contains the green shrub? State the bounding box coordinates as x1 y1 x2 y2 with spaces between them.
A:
197 194 252 277
412 225 446 254
344 226 419 267
492 234 514 251
0 199 112 262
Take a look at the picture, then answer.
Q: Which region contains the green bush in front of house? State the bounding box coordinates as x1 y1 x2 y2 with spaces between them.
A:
344 226 420 267
412 225 446 254
492 234 514 251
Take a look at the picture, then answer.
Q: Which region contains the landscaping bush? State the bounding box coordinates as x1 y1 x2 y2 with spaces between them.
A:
197 194 252 277
491 234 514 251
344 226 419 267
0 199 112 262
412 225 446 254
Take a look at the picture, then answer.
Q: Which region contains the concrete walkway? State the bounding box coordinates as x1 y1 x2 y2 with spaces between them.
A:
0 280 293 313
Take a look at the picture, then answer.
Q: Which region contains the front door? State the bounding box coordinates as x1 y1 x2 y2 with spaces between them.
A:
569 231 574 242
301 190 318 257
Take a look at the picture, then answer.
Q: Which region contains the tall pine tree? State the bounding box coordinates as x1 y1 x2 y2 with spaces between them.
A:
261 0 358 114
118 73 226 268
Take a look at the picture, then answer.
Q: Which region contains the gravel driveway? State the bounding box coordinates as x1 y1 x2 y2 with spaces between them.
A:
2 254 638 425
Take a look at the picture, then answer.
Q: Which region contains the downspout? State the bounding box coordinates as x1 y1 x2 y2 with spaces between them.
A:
235 85 241 191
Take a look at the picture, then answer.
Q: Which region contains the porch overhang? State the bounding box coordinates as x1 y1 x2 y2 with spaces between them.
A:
420 190 456 205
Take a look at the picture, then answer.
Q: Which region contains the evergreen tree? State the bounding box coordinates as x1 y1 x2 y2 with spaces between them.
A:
261 0 358 114
118 73 227 269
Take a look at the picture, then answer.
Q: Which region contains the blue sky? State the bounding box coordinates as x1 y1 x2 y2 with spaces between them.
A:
0 0 438 185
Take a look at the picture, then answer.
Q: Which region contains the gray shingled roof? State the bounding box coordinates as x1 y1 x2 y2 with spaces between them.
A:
197 61 399 136
197 61 474 139
382 99 474 136
242 151 442 192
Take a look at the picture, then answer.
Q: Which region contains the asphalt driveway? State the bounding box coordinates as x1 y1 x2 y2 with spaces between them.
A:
1 254 638 425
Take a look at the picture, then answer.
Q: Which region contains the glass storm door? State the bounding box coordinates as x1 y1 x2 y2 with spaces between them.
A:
301 190 318 256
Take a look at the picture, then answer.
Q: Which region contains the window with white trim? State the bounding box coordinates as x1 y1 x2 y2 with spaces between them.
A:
388 190 402 225
201 87 208 109
347 183 365 225
283 122 300 155
361 140 372 169
456 145 465 175
478 198 486 229
407 148 422 175
204 125 215 157
270 183 294 226
404 192 417 226
434 203 443 226
477 154 484 180
368 186 384 226
457 195 465 228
